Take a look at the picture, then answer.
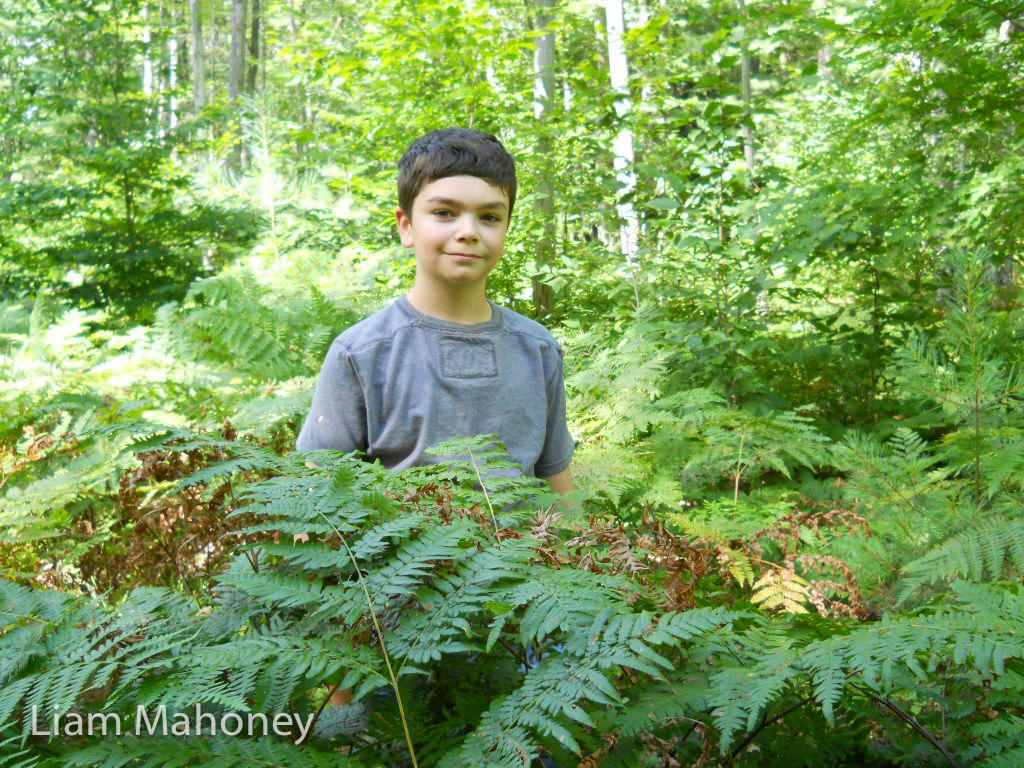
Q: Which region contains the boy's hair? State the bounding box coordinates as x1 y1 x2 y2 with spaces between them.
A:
397 127 517 218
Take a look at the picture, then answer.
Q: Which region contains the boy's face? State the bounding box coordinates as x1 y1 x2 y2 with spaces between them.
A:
396 175 509 292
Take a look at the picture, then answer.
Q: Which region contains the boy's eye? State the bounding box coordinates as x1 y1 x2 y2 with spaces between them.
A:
431 209 502 224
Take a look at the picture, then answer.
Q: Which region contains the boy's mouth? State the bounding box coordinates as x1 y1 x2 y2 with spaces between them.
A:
446 252 483 260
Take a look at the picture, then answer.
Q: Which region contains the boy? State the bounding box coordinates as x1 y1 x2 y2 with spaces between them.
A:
296 127 575 495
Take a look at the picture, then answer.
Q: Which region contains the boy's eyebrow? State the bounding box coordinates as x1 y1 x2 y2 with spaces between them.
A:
425 196 508 211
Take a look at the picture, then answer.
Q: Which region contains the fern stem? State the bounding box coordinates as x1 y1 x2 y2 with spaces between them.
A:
734 431 745 504
965 257 984 507
0 608 56 626
498 636 530 667
233 486 261 575
468 448 499 532
314 509 420 768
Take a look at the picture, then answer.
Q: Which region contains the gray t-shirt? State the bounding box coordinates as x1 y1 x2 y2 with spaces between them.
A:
296 295 574 477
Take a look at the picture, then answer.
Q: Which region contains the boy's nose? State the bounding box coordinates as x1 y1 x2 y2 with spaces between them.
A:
454 216 479 241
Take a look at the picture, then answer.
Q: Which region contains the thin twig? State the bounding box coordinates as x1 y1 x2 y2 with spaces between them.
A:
0 608 56 626
468 447 499 531
726 695 814 763
849 682 961 768
297 681 340 746
498 636 529 668
314 508 419 768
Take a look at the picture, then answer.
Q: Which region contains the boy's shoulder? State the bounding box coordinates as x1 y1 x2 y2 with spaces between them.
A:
331 296 563 355
331 298 411 353
492 303 564 353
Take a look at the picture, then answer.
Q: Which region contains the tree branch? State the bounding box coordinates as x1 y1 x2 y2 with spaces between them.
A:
848 682 962 768
726 695 814 764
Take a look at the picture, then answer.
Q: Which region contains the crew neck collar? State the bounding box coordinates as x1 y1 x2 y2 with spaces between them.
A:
395 294 503 332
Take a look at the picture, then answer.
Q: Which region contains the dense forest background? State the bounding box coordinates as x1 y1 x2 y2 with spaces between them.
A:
1 0 1023 766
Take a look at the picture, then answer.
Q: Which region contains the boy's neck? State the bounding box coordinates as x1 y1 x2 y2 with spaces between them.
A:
407 283 493 325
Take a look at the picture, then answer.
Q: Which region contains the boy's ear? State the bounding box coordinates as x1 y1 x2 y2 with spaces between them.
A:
396 207 414 248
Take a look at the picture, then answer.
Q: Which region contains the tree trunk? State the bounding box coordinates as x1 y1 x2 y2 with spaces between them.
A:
167 2 179 130
593 5 608 71
738 0 755 178
605 0 640 297
995 18 1017 301
210 0 220 107
285 0 313 158
532 0 557 315
817 43 834 83
190 0 206 111
246 0 260 93
533 0 555 124
228 0 247 105
142 4 155 98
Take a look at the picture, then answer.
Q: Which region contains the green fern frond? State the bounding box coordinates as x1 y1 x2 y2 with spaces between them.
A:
358 520 479 620
899 517 1024 601
61 733 361 768
393 537 536 667
966 715 1024 768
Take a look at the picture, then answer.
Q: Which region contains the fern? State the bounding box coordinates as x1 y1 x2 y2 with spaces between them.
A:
750 567 813 614
3 426 1023 768
155 270 362 382
392 537 536 667
568 321 834 516
898 516 1024 601
703 583 1024 750
836 253 1024 611
61 735 363 768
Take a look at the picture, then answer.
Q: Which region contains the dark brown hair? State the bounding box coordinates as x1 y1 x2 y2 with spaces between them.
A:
397 127 517 219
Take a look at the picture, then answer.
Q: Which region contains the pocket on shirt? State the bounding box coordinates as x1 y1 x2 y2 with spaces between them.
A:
439 338 498 379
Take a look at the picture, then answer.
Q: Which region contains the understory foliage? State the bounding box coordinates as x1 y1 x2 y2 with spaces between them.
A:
1 431 1022 768
1 253 1022 767
832 251 1024 607
2 0 1024 759
0 272 368 586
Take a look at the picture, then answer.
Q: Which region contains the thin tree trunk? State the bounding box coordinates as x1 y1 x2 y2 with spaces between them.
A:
532 0 557 315
817 43 834 83
593 5 608 71
208 0 219 109
190 0 206 111
605 0 640 299
167 1 179 130
285 0 312 158
142 4 154 98
738 0 754 178
153 1 169 133
246 0 260 93
995 18 1016 299
260 0 267 92
533 1 555 126
228 0 247 105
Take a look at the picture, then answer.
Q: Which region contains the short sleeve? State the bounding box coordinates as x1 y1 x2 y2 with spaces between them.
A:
295 339 368 453
533 341 575 477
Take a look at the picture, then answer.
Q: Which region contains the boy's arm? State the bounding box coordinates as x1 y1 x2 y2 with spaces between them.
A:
293 340 367 544
535 339 576 498
296 339 368 453
543 465 575 494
